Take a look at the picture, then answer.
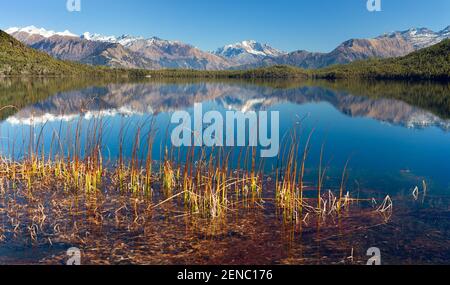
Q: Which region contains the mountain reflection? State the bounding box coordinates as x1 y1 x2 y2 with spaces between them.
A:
4 80 450 130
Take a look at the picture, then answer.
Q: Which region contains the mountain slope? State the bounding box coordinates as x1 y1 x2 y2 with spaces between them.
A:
7 25 450 71
7 28 160 70
0 30 103 75
314 39 450 80
2 26 448 81
122 37 231 70
82 32 232 69
8 27 231 70
138 40 450 80
240 26 450 69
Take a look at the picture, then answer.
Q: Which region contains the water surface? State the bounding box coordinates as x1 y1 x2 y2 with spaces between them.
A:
2 79 450 195
0 78 449 264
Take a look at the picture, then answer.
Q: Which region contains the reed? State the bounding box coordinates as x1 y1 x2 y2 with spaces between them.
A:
0 112 392 249
337 157 351 214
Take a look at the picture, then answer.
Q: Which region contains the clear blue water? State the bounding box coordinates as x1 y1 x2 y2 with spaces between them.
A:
1 80 449 196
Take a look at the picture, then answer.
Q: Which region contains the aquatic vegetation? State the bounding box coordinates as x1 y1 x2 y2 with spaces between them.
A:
274 125 360 224
413 186 420 200
0 115 396 265
1 72 450 265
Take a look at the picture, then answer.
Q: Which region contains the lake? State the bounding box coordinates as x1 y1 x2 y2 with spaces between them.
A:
0 78 449 264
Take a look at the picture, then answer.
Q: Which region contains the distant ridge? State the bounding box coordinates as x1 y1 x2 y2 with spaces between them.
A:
236 26 450 69
1 27 448 81
7 26 230 70
5 25 450 70
0 29 137 77
314 39 450 80
0 29 96 75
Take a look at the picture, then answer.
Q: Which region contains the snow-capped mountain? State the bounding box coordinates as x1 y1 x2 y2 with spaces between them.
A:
380 26 450 49
81 32 144 46
6 26 231 70
4 25 450 70
240 25 450 69
5 25 78 38
214 40 286 65
81 32 208 61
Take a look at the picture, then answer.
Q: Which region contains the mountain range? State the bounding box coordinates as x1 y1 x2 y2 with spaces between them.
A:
0 28 105 76
4 25 450 70
239 27 450 69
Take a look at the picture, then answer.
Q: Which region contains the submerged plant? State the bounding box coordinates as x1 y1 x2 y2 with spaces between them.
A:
0 112 393 255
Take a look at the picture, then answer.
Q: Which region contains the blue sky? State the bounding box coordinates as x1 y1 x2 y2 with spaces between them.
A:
0 0 449 52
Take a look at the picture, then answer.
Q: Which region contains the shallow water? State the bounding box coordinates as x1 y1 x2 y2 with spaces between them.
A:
0 78 449 264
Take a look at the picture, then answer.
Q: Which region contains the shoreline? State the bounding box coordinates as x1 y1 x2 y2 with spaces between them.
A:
1 65 448 82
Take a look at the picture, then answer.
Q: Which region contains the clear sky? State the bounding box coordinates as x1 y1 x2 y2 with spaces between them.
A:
0 0 449 52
